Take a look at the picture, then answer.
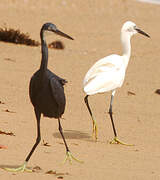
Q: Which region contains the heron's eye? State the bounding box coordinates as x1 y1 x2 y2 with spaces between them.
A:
48 26 53 31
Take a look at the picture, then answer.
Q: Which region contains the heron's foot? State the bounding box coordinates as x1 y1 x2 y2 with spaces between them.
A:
110 137 134 146
63 151 83 164
92 122 98 141
3 161 32 173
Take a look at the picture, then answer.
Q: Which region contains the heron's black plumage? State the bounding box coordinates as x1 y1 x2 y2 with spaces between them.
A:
29 69 67 118
3 23 81 173
25 22 73 164
29 23 68 118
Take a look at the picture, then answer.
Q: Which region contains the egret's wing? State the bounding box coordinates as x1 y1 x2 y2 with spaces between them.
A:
84 69 123 95
84 55 122 85
83 55 125 95
85 63 116 83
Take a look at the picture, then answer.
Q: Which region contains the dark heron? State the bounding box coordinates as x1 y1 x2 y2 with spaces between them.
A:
5 23 81 172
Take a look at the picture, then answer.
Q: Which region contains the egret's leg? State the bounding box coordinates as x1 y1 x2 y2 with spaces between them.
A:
84 95 98 140
108 91 133 146
58 119 83 164
4 108 41 172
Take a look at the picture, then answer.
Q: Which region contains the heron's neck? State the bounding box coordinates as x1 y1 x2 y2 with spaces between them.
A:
121 33 131 68
40 30 48 72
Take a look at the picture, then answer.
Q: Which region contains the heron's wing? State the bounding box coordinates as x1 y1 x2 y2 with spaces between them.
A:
47 69 67 86
29 74 39 106
49 77 66 112
29 76 34 101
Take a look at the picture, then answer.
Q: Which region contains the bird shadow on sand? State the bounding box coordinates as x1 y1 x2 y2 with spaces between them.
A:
53 129 92 142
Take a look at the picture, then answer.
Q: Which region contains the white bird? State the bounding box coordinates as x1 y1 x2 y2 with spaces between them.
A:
83 21 150 145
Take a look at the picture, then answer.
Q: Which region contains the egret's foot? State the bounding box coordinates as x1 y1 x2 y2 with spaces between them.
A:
3 161 32 172
110 137 134 146
63 151 83 164
92 121 98 141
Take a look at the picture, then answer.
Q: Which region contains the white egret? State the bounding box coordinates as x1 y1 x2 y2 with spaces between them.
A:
83 21 150 145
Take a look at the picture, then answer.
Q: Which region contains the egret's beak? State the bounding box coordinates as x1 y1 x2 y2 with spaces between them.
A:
53 29 74 40
135 28 150 38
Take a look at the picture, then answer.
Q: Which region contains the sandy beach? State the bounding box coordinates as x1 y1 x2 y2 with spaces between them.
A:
0 0 160 179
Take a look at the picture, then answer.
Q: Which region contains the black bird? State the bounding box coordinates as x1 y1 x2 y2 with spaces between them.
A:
5 23 81 172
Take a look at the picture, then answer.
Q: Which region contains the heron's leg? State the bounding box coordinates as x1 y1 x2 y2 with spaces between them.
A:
58 118 83 164
4 108 41 172
109 91 133 146
84 95 98 140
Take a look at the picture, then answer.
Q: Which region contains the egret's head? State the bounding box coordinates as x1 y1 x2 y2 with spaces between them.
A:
121 21 150 38
41 22 74 40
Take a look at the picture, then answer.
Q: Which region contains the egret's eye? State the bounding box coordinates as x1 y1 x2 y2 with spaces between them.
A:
127 27 133 32
133 25 136 29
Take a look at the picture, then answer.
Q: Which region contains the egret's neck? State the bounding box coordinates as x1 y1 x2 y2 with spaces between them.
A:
121 32 131 68
40 30 48 71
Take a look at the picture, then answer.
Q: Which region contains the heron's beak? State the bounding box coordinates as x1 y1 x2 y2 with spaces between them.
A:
135 28 150 38
54 29 74 40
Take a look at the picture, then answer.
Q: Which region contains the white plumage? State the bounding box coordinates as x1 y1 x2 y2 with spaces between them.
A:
83 54 125 95
83 21 150 145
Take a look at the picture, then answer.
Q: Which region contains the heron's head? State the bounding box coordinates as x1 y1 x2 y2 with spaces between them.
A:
41 22 74 40
121 21 150 38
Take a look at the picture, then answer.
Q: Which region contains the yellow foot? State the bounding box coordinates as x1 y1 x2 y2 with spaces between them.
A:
110 137 134 146
63 151 83 164
92 122 98 141
3 161 32 172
